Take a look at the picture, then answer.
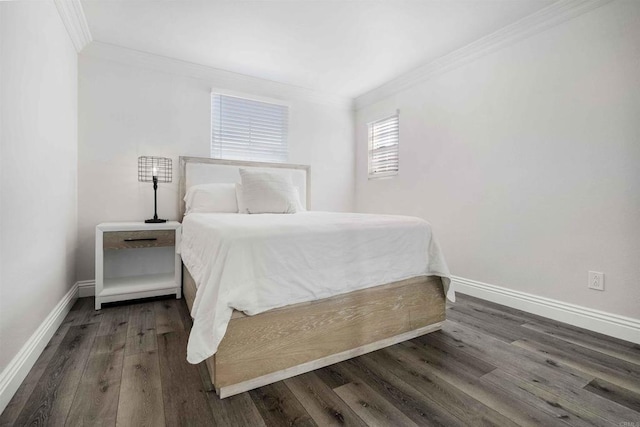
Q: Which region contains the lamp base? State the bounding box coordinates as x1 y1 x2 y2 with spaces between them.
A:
145 218 168 223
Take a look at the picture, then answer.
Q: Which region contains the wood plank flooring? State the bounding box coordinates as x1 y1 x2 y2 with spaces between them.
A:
2 293 639 426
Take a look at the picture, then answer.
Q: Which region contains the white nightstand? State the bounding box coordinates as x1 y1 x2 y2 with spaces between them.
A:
95 221 182 310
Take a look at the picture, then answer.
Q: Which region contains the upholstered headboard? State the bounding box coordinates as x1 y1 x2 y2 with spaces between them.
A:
178 157 311 219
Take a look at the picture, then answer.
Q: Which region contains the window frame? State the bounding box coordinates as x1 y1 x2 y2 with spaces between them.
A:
367 113 400 179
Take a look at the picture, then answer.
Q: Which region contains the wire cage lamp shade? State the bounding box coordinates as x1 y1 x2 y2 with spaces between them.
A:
138 156 172 223
138 156 172 183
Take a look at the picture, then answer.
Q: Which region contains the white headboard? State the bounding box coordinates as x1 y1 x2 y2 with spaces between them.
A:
178 157 311 219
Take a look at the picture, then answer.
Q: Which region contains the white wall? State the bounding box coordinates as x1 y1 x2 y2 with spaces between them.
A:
355 0 640 319
77 53 355 281
0 2 78 373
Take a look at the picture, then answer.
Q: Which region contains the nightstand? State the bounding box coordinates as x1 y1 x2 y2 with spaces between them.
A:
95 221 182 310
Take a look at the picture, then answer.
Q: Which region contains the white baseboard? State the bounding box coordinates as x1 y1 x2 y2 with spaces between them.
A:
77 279 95 297
452 276 640 345
0 283 79 414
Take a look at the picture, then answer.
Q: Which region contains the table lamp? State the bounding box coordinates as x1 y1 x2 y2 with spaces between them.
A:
138 156 172 223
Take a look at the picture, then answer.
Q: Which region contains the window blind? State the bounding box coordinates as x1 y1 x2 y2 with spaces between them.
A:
368 114 399 178
211 94 289 163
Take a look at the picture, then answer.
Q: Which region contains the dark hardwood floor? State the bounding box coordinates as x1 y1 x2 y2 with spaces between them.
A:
2 293 639 426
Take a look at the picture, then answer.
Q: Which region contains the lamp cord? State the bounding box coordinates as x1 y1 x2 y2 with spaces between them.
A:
153 176 159 220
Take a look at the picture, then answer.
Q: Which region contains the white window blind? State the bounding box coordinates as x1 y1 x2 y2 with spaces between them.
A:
368 114 399 178
211 93 289 163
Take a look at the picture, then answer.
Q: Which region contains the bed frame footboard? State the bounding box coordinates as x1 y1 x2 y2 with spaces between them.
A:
183 266 446 398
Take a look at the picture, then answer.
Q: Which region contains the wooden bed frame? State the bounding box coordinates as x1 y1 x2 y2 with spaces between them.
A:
178 157 446 398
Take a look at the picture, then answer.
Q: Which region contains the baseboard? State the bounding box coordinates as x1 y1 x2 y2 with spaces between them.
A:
0 283 79 414
77 279 95 297
452 276 640 345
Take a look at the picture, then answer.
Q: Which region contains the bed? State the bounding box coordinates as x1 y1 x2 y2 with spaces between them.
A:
178 156 454 398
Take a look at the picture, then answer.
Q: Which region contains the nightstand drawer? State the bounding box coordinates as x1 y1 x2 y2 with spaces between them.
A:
103 230 175 249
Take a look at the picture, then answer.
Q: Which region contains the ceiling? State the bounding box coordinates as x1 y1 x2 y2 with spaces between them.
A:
81 0 555 98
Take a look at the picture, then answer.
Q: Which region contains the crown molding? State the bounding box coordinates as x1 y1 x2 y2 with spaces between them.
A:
355 0 613 109
81 42 354 110
54 0 92 52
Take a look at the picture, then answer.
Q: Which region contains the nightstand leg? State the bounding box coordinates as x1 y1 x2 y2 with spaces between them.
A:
95 298 101 310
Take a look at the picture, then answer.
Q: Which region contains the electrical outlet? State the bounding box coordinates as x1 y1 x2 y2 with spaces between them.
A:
588 271 604 291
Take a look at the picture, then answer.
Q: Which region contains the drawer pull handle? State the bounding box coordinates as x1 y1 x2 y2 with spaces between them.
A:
124 238 158 242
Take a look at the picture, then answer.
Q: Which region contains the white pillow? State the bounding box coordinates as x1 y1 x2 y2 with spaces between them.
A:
238 169 300 214
184 183 238 214
236 183 248 214
236 183 305 214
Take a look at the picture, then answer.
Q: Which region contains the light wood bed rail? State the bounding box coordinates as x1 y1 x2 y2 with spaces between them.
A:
184 266 445 398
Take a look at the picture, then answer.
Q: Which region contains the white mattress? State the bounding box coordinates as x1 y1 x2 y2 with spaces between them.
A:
180 211 454 364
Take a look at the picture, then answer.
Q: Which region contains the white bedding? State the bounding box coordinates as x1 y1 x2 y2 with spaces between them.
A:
180 211 454 364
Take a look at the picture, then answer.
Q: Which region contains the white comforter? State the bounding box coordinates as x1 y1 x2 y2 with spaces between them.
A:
180 211 454 364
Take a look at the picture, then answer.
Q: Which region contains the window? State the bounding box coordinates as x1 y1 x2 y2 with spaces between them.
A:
211 93 289 163
368 113 399 178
